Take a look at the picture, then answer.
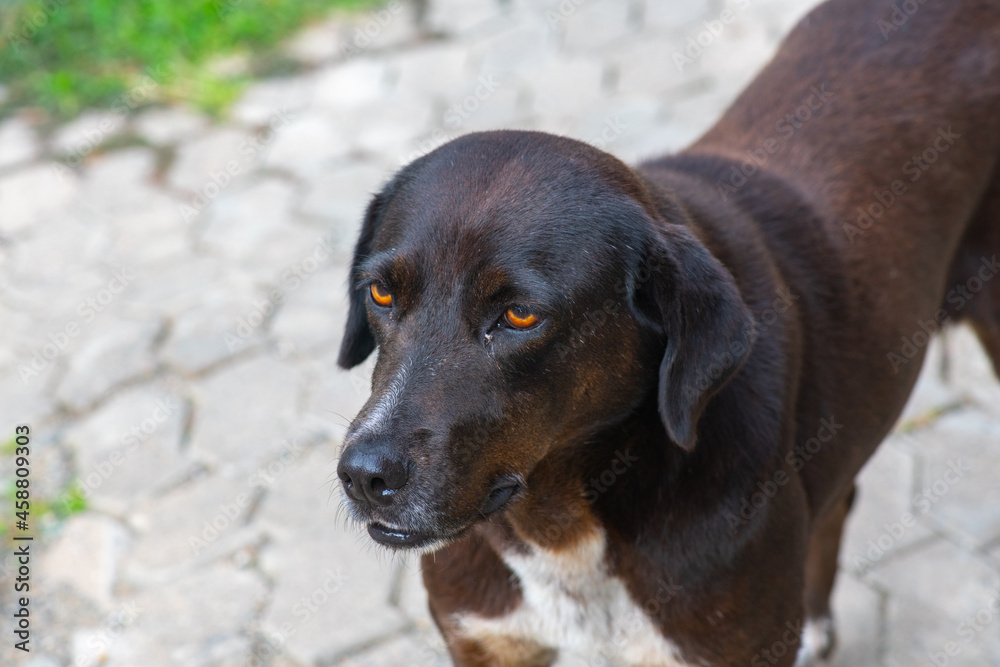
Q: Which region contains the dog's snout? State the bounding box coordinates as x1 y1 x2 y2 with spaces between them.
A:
338 442 409 508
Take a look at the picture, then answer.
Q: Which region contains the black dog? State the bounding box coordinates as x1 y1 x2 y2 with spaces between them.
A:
336 0 1000 664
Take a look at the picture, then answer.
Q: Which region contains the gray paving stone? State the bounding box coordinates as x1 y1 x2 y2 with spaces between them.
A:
133 106 211 146
187 355 306 469
391 43 474 99
38 514 132 611
470 20 556 78
262 113 351 178
311 58 391 113
167 127 254 194
0 162 80 234
351 91 437 158
561 0 635 52
50 109 129 160
270 263 350 355
230 75 315 127
298 160 390 227
103 564 267 667
256 447 408 663
826 572 882 667
894 335 961 428
61 382 193 515
55 318 162 413
423 0 504 35
0 115 40 170
905 414 1000 548
640 0 715 33
871 540 1000 666
302 349 375 444
946 324 1000 419
123 474 264 582
610 39 701 98
77 147 159 215
840 435 936 575
523 55 607 119
198 178 322 277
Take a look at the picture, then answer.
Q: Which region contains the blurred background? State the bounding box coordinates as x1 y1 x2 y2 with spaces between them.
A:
1 0 999 665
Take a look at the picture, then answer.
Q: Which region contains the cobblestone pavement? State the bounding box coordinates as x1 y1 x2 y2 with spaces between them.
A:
2 0 1000 665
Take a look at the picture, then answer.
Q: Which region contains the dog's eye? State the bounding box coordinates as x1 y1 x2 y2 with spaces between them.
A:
370 283 393 307
503 305 539 329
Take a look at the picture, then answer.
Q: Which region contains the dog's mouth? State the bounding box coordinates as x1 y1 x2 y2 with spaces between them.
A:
365 478 523 550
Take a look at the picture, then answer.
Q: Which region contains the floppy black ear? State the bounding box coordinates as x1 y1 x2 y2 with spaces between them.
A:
337 192 387 369
646 224 755 450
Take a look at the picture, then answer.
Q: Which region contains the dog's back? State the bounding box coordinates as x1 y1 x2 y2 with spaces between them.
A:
643 0 1000 516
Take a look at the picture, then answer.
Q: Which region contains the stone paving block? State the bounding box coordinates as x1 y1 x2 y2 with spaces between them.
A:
55 318 162 413
123 474 264 581
50 110 129 160
61 382 193 515
826 571 882 667
270 263 350 355
256 447 408 662
38 514 132 611
840 436 935 575
0 162 79 234
77 147 161 216
187 354 306 469
640 0 715 34
352 91 437 158
263 113 352 178
133 106 210 146
946 324 1000 419
524 55 607 119
868 539 1000 665
423 0 504 35
167 127 253 194
663 86 738 147
611 39 702 98
298 160 390 227
0 356 60 430
392 43 474 99
197 177 324 276
161 296 267 374
905 414 1000 548
312 58 392 113
302 349 375 444
102 191 190 267
0 115 40 170
230 75 316 126
561 0 635 52
441 79 525 133
103 564 267 667
469 20 556 79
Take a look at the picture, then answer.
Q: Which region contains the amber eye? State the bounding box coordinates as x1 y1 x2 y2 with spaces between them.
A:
503 305 538 329
369 283 393 307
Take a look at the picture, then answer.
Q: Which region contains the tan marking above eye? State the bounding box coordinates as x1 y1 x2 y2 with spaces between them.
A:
504 305 538 329
370 283 393 307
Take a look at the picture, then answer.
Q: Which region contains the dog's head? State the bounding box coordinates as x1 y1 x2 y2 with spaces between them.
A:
336 131 753 550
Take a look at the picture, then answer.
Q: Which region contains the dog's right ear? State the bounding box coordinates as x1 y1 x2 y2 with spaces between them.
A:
337 192 387 369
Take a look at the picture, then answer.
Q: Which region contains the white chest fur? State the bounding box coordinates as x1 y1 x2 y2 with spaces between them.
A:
454 530 693 666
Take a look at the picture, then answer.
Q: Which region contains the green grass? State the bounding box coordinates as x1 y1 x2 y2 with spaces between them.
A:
0 0 378 119
0 437 87 542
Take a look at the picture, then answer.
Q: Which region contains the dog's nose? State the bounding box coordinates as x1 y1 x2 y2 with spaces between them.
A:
337 443 409 507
